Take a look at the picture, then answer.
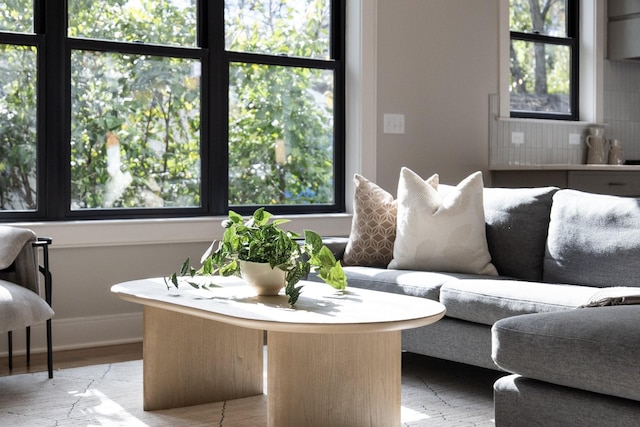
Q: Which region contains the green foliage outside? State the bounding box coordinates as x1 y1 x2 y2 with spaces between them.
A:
227 0 334 206
0 44 37 210
509 0 570 113
0 0 336 211
0 0 32 33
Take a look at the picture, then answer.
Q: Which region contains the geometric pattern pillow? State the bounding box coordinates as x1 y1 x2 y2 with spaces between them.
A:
343 174 398 267
388 168 497 275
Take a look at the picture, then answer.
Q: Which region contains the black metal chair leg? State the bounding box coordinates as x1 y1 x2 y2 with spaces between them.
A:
35 237 54 379
8 331 12 371
26 326 31 365
46 319 53 378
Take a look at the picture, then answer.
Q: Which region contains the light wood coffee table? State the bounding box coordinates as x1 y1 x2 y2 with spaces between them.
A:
111 276 446 427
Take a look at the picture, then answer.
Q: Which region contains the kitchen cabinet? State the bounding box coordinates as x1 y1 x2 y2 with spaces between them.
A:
491 167 640 197
568 171 640 196
608 0 640 60
491 170 567 189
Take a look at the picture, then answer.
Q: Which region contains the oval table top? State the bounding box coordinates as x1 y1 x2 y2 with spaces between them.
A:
111 276 446 334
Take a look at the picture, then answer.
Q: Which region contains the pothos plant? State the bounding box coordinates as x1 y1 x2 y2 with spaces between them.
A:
165 207 347 306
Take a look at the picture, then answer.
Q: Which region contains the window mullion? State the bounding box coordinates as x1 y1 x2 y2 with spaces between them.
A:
510 31 573 46
43 0 69 220
207 1 227 215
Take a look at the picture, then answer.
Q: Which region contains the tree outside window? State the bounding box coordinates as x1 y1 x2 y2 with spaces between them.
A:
0 0 344 219
509 0 577 120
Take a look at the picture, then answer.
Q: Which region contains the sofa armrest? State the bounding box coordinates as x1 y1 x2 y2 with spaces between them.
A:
321 237 349 261
492 306 640 402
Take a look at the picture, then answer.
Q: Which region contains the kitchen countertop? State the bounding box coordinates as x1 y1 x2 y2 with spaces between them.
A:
490 164 640 171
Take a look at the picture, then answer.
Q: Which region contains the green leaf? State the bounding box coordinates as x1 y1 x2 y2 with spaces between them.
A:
252 207 270 226
187 281 201 289
164 272 178 290
304 230 323 255
228 210 243 224
219 259 238 276
179 258 191 276
321 263 347 291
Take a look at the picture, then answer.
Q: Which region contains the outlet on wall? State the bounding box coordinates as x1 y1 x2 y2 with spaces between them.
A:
569 133 581 145
511 132 524 145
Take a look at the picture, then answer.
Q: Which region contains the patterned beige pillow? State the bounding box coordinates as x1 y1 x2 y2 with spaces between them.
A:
388 168 497 275
343 174 397 267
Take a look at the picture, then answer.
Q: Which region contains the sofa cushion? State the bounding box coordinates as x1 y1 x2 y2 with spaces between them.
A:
483 186 558 282
544 190 640 288
492 306 640 402
309 266 485 301
388 168 497 275
342 174 398 267
440 279 597 325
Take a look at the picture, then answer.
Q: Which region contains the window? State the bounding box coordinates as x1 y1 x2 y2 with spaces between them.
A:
509 0 578 120
0 0 345 221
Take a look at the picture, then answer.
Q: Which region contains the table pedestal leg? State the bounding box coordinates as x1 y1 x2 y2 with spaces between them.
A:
143 306 264 410
267 330 401 427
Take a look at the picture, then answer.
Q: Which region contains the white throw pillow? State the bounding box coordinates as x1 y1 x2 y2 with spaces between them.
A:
388 168 497 276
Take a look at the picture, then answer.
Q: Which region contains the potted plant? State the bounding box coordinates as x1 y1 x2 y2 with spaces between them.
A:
165 208 347 306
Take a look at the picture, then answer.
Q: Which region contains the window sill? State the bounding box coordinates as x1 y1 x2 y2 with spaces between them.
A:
496 117 605 127
10 214 353 249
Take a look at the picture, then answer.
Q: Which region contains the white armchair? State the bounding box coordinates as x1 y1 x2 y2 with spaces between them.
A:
0 226 53 378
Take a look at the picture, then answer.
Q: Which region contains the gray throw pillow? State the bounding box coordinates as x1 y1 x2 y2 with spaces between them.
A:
483 186 558 281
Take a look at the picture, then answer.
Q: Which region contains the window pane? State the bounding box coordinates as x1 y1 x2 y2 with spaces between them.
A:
509 40 571 115
510 0 566 37
229 63 335 206
225 0 331 59
70 51 201 209
0 0 33 33
0 44 37 211
68 0 197 47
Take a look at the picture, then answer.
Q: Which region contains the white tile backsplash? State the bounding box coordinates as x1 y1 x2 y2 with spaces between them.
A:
489 95 592 166
491 60 640 165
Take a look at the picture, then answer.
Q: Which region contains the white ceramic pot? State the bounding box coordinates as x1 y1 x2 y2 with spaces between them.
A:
239 260 286 296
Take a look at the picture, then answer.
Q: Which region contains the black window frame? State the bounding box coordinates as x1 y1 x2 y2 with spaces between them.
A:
0 0 346 222
509 0 579 121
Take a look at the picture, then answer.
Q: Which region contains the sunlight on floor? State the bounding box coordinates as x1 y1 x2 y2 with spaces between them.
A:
70 388 150 427
401 405 431 422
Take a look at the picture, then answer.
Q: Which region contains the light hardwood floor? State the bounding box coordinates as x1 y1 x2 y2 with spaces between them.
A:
0 342 143 377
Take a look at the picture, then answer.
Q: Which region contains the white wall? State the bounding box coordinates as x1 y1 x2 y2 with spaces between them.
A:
374 0 499 193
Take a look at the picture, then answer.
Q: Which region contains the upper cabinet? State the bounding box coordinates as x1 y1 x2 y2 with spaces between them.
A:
608 0 640 60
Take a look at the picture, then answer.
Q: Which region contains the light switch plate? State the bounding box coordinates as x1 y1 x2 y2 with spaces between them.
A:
383 114 405 134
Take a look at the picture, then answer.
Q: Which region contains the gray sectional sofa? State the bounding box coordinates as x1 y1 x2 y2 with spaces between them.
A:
315 186 640 426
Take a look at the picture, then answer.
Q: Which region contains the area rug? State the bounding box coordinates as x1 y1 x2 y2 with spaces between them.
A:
0 352 501 426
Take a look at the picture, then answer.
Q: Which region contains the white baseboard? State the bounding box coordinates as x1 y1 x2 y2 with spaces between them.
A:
0 312 143 357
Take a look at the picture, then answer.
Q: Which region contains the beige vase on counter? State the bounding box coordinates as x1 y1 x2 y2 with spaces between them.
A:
608 139 624 165
586 127 607 164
